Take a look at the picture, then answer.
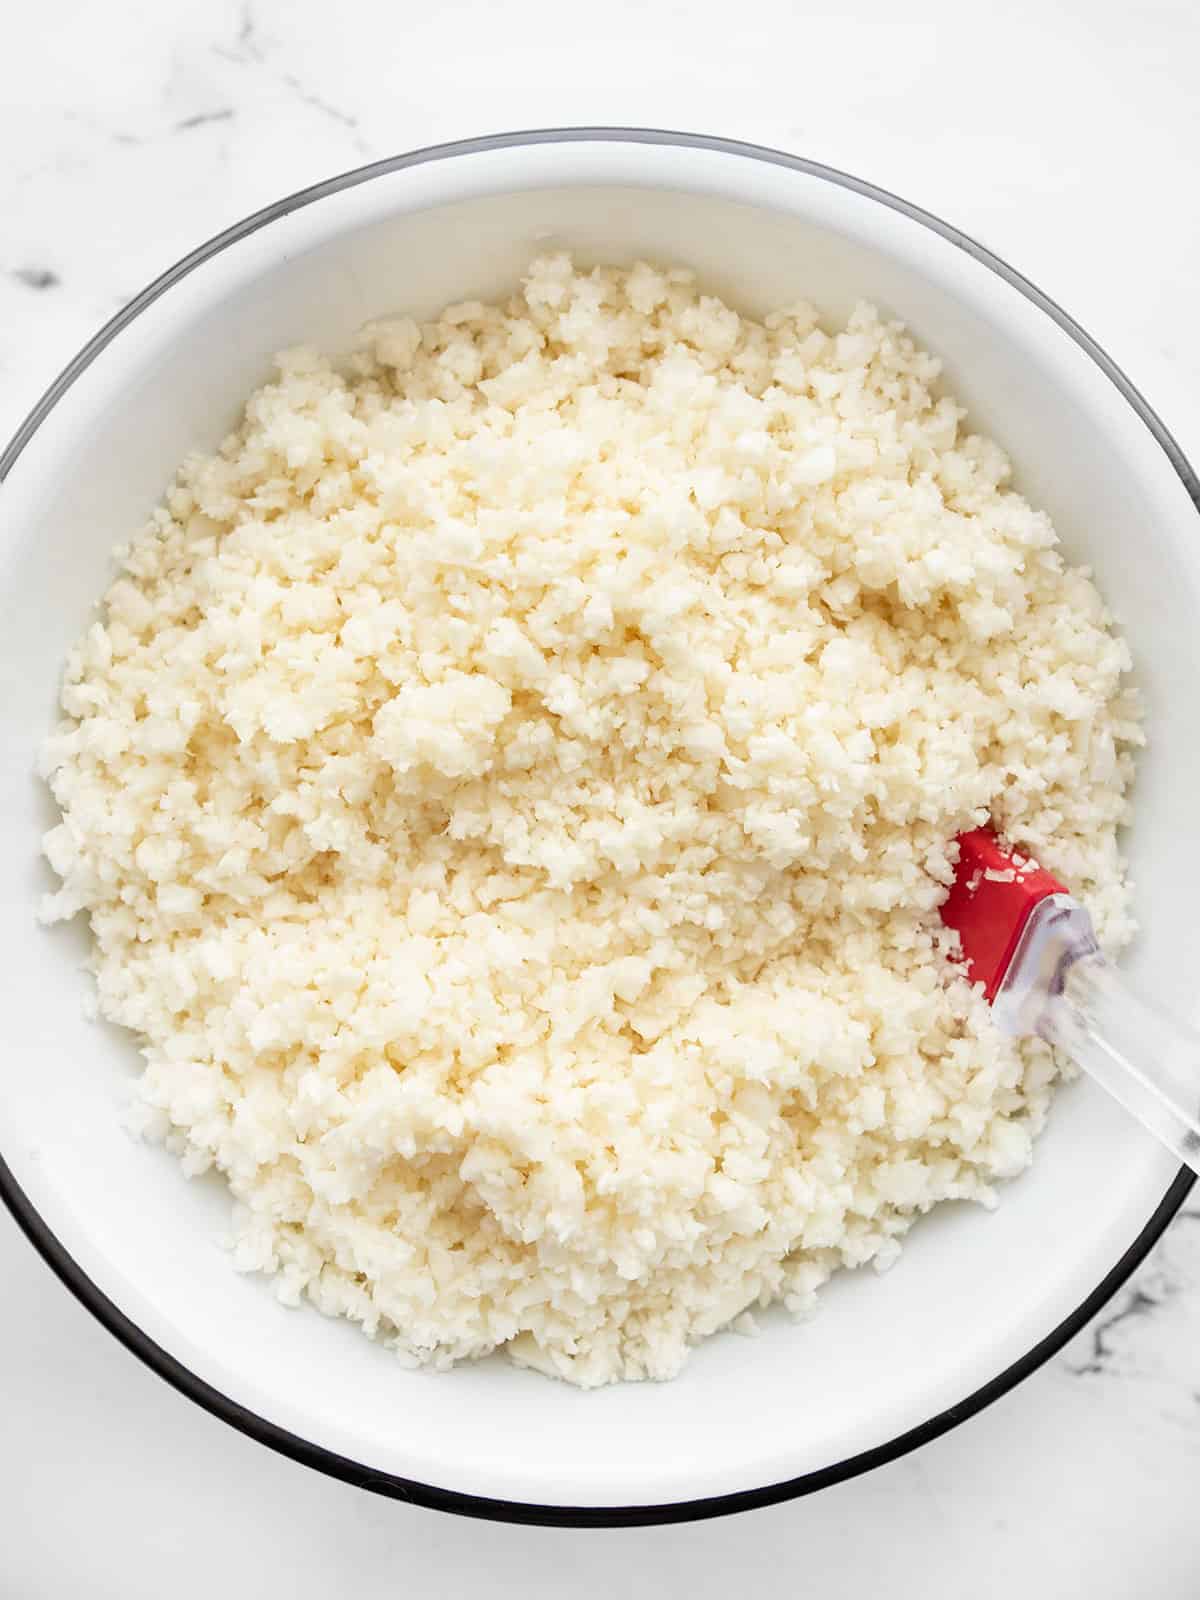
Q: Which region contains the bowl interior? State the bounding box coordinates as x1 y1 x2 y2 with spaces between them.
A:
0 138 1195 1512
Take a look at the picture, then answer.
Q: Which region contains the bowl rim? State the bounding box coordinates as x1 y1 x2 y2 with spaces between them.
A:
1 124 1195 1527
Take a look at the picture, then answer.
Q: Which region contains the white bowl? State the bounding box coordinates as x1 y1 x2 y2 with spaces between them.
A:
1 129 1196 1526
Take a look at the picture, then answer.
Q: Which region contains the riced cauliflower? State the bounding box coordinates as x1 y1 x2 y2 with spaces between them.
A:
40 255 1140 1386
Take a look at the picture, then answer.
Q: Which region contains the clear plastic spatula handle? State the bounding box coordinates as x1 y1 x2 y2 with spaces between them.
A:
995 894 1200 1175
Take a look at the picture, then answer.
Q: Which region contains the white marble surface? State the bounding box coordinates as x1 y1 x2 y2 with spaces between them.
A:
3 1 1200 1593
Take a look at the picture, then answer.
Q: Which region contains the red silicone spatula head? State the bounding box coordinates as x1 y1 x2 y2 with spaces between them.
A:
940 828 1066 1001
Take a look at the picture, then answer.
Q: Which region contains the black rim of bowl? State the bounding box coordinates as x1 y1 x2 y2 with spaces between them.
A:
1 126 1196 1527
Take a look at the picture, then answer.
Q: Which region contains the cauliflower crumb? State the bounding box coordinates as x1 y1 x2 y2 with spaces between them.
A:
40 256 1139 1387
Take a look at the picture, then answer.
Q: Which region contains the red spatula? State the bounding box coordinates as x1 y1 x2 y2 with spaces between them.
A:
942 828 1200 1174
